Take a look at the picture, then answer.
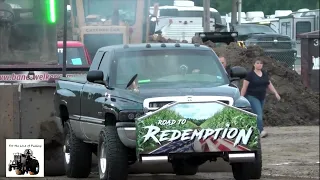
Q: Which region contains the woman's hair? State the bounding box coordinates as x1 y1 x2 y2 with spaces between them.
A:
251 58 264 70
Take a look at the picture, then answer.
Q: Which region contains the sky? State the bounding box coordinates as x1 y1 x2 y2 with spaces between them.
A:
169 102 225 120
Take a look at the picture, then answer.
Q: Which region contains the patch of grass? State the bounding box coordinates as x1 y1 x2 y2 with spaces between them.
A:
200 107 259 149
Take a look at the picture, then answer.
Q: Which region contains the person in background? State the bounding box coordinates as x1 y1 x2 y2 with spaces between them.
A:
219 55 241 88
219 55 231 75
241 58 281 138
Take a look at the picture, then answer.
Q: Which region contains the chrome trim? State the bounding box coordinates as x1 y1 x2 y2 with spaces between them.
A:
124 127 136 131
228 153 256 163
74 115 104 124
141 156 168 163
143 96 234 111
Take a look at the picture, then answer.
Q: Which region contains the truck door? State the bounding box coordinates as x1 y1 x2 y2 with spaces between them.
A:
80 51 112 142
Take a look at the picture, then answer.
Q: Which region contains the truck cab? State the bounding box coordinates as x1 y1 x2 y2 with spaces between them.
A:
57 41 91 66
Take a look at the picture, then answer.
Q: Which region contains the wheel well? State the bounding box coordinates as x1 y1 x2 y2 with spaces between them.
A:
59 104 69 127
104 113 116 126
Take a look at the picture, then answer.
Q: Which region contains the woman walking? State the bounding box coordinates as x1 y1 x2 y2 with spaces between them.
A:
241 59 281 138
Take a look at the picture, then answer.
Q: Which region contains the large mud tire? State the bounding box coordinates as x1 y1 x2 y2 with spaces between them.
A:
172 161 198 175
231 163 250 180
29 159 39 175
249 138 262 179
15 169 25 175
98 126 128 180
64 121 92 178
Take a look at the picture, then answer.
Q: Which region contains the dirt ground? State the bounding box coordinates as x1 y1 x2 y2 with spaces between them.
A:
2 126 318 180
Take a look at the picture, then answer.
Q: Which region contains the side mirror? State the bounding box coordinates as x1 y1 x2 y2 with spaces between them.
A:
87 70 104 83
230 66 247 79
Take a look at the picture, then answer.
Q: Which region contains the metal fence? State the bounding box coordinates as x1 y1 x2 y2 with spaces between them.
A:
243 40 301 74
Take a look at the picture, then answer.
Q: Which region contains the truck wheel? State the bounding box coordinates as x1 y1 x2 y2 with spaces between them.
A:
249 138 262 179
231 163 250 180
29 159 39 175
64 121 92 178
172 161 198 175
98 126 128 180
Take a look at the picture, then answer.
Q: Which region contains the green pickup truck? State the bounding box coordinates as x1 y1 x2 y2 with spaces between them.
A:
54 43 262 180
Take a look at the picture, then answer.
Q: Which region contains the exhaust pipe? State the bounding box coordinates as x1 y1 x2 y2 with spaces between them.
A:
228 153 255 163
141 156 168 164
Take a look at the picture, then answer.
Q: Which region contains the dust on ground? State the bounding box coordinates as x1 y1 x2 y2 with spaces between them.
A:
39 121 65 176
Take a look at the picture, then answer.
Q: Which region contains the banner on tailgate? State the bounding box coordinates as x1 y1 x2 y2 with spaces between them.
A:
136 101 259 155
0 71 86 83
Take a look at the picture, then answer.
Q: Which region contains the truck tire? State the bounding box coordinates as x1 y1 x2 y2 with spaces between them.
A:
29 159 39 175
98 126 128 180
249 138 262 179
172 161 198 175
15 169 25 175
231 163 250 180
64 121 92 178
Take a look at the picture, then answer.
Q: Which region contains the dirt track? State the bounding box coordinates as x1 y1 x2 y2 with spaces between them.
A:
2 126 318 180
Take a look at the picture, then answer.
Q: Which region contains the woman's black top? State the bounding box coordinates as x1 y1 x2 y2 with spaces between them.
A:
245 70 270 100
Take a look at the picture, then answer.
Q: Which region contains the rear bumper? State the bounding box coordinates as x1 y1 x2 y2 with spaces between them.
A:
139 153 256 164
116 122 256 163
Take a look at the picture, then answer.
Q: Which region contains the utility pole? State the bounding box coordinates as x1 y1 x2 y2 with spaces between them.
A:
62 0 68 77
203 0 211 32
231 0 237 25
237 0 242 24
